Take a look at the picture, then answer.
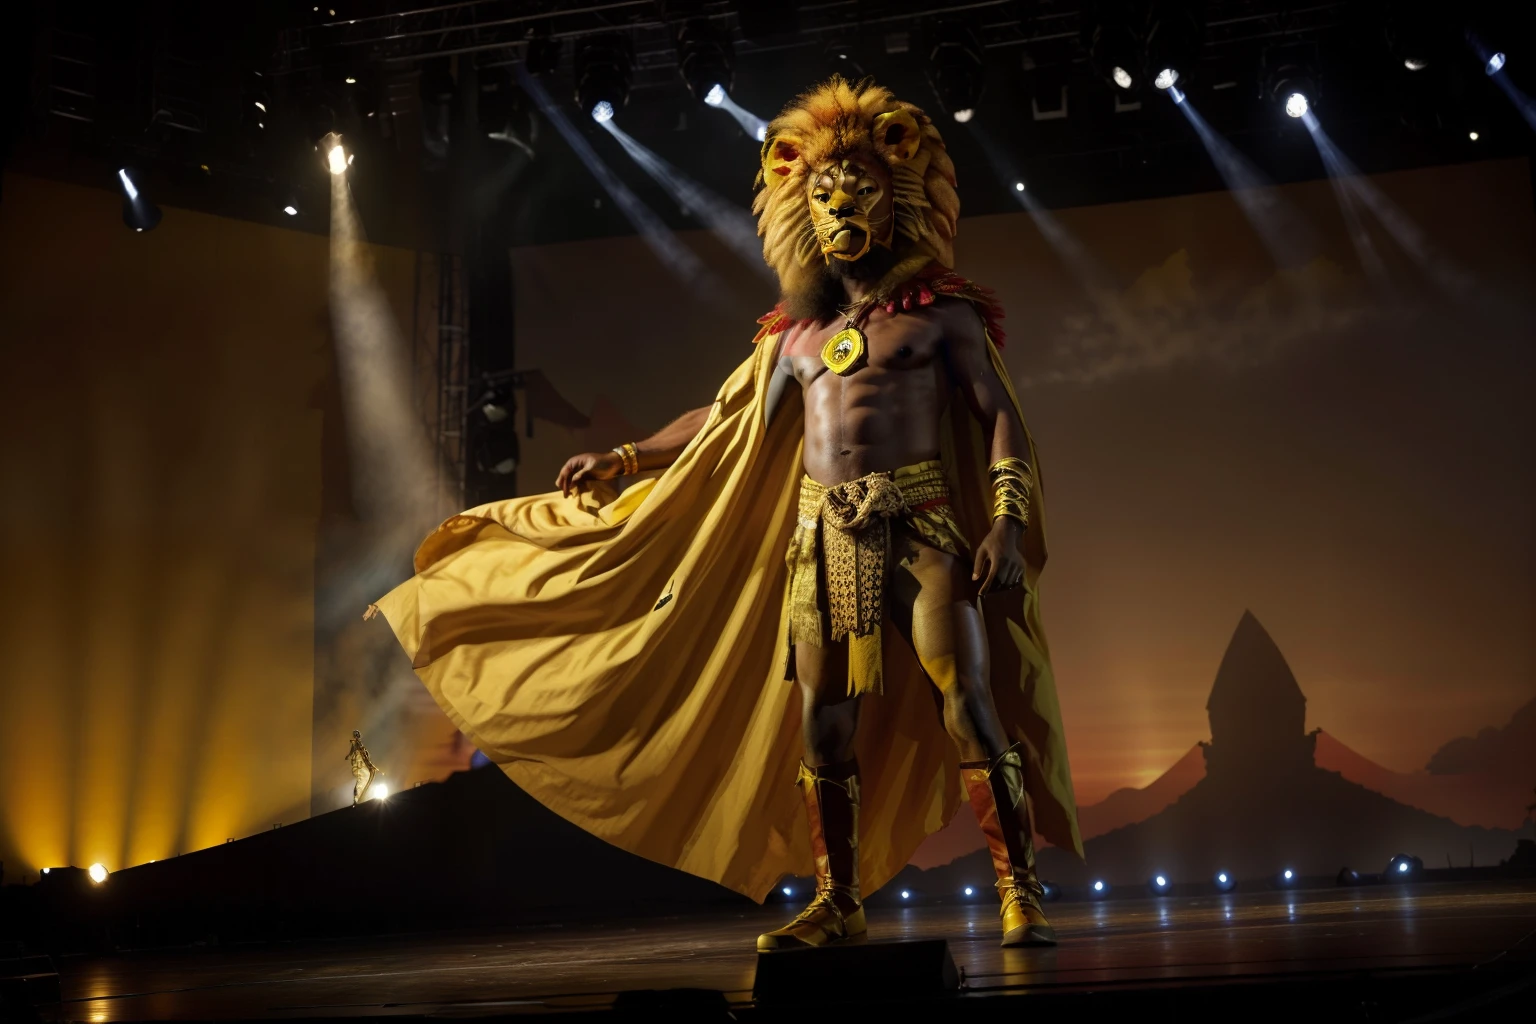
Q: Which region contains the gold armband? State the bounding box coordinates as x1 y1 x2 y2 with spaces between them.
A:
611 442 640 477
988 457 1033 528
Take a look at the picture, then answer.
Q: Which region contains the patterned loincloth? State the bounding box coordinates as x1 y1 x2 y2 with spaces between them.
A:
785 460 970 696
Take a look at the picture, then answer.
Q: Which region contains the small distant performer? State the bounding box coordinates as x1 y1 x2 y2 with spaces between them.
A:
346 730 382 805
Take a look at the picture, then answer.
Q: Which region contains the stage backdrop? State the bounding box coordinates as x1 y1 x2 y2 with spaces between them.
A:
0 173 420 881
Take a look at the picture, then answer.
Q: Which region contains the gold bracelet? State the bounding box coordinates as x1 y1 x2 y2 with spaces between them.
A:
988 457 1033 528
611 442 640 477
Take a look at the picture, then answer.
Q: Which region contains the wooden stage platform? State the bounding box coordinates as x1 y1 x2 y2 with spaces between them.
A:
36 880 1536 1020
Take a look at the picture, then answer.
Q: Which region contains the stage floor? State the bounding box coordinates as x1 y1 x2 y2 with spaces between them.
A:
48 880 1536 1019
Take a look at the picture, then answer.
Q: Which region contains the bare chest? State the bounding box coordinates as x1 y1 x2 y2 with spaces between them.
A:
781 311 945 388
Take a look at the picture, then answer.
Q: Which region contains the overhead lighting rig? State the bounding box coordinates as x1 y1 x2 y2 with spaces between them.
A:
677 18 734 105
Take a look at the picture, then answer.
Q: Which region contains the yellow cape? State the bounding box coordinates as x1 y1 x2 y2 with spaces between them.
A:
372 327 1082 902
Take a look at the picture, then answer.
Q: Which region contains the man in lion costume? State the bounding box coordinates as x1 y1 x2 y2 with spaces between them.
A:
370 76 1082 950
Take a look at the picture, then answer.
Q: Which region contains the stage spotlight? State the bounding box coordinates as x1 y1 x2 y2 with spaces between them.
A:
1214 871 1235 892
1469 131 1480 141
1277 868 1297 888
1285 92 1309 119
677 18 733 105
576 35 632 124
926 20 985 123
1387 854 1422 880
41 867 50 875
1150 874 1172 895
118 168 162 232
1404 58 1428 71
87 863 108 884
1145 0 1204 91
1263 41 1320 123
321 131 349 175
782 886 792 896
1154 68 1179 90
372 782 390 800
1091 879 1109 897
1014 181 1025 192
283 204 298 216
1086 7 1141 92
963 886 975 896
1486 52 1506 76
900 890 911 899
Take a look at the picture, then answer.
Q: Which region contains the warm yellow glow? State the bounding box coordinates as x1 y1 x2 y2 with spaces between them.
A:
328 145 347 176
371 782 389 801
88 862 108 884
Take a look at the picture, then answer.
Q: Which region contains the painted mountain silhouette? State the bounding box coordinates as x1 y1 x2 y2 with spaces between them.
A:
900 611 1521 887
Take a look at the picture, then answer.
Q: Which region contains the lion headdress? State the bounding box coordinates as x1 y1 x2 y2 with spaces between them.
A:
752 77 961 310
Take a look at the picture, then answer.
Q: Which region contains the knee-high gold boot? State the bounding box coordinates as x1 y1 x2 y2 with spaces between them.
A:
757 759 867 951
962 743 1058 947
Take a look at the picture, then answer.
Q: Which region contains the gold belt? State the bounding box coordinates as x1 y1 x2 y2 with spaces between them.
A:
786 460 963 696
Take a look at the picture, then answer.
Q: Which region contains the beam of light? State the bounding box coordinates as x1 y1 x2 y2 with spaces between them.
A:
518 66 718 290
1301 111 1480 302
1486 52 1506 76
326 169 451 766
117 168 138 200
1170 92 1318 270
708 90 769 141
598 119 773 282
1485 58 1536 131
1298 111 1389 289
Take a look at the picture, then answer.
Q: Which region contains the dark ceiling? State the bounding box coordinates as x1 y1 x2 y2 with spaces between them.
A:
3 1 1533 255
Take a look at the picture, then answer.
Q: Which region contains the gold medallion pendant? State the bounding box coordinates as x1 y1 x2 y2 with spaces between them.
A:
821 324 867 376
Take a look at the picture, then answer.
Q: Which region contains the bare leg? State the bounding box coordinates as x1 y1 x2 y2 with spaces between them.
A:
795 638 860 764
888 524 1056 947
886 526 1010 762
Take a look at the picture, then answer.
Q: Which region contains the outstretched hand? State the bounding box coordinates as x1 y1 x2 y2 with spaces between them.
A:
556 450 624 497
973 517 1025 595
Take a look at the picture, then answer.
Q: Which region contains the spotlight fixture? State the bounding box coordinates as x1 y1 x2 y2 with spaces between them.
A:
575 35 632 125
118 168 163 232
87 863 108 884
1150 874 1172 895
1263 41 1320 122
1014 181 1025 192
372 782 390 800
677 18 733 105
963 886 974 896
926 20 985 123
1091 879 1109 896
283 204 298 216
320 132 349 175
1469 131 1480 141
1213 870 1235 892
1144 0 1205 92
1277 868 1297 888
1085 5 1142 92
781 886 792 896
1486 52 1506 76
1154 68 1179 90
1387 854 1423 880
1403 58 1428 71
900 889 911 899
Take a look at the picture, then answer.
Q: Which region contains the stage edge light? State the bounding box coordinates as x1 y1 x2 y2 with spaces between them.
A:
781 886 792 896
900 890 911 899
88 863 108 884
963 886 974 896
1214 870 1235 892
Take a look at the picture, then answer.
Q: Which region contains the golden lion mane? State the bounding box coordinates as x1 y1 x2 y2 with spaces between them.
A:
752 77 961 308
